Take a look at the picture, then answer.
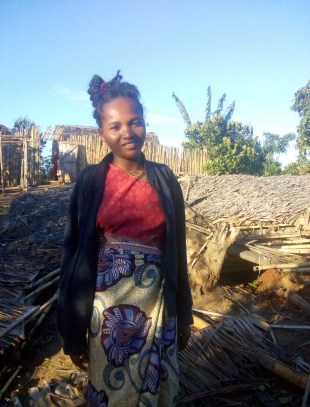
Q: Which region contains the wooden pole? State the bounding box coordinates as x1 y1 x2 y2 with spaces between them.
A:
287 291 310 317
254 261 310 272
20 133 24 189
22 134 28 191
0 136 4 194
255 354 309 390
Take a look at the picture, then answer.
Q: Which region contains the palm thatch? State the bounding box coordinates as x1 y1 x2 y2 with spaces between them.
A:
181 174 310 228
0 187 72 354
0 125 12 135
178 316 310 405
52 124 159 144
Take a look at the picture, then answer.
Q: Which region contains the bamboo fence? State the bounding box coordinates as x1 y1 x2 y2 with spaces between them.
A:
53 125 208 176
59 134 208 175
1 125 209 191
0 127 41 189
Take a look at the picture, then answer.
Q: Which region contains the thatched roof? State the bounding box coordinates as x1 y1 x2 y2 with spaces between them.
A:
53 125 98 140
180 174 310 229
144 131 159 144
0 124 12 135
53 125 160 144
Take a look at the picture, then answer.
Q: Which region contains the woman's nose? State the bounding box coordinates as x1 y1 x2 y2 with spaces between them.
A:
121 125 133 137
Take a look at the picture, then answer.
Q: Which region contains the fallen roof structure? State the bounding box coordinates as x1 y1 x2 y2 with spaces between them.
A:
179 174 310 298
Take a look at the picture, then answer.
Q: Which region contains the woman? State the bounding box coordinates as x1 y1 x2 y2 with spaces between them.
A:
57 71 193 406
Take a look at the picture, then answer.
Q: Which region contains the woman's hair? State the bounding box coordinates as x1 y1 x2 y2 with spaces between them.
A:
88 70 144 127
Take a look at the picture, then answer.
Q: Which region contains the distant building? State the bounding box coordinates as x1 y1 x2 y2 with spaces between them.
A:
0 124 12 135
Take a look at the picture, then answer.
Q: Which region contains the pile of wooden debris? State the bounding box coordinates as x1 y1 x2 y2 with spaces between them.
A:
0 187 72 398
178 314 310 406
179 174 310 293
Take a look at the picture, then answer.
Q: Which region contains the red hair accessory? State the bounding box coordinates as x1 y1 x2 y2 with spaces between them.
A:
100 82 106 93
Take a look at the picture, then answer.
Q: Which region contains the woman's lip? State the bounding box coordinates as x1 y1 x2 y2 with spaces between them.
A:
123 141 138 148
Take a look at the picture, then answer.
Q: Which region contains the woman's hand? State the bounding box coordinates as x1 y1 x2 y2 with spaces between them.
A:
177 325 191 352
69 353 89 370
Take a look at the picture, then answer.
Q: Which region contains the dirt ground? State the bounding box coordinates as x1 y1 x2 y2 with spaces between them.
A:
0 185 310 406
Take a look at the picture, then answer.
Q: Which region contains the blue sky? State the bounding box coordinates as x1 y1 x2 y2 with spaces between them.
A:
1 0 309 164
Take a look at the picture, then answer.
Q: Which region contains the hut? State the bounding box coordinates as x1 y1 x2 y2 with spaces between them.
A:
0 125 41 190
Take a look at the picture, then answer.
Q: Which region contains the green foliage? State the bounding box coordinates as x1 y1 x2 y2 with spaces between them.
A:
248 280 258 289
291 80 310 155
261 132 295 176
298 162 310 174
40 155 52 181
282 162 300 175
173 88 263 175
13 116 51 180
263 161 282 176
205 86 212 121
204 132 264 175
172 93 192 126
283 158 310 175
13 116 35 134
173 88 299 176
262 132 295 162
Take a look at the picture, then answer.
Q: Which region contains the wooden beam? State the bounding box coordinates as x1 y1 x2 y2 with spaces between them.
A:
227 244 274 265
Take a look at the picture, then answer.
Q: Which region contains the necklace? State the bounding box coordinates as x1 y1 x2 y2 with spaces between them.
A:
113 163 147 180
126 168 147 180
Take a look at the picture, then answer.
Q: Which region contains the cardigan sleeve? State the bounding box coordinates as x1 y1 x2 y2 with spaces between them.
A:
60 182 80 272
172 175 194 326
57 177 89 355
57 160 110 355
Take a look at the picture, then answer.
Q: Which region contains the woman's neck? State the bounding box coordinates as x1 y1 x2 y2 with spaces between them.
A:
112 154 144 171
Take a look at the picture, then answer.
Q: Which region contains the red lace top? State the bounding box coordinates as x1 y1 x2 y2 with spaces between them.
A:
96 164 166 247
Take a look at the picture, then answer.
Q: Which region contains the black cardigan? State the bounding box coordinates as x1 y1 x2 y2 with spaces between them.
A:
57 153 193 355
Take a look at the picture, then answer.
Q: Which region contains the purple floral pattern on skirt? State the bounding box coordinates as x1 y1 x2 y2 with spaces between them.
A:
86 381 109 407
96 248 135 291
101 304 152 367
142 317 176 394
88 237 179 405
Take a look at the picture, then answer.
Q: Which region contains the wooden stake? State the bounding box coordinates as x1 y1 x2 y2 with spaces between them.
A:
287 291 310 317
0 136 4 194
255 354 309 390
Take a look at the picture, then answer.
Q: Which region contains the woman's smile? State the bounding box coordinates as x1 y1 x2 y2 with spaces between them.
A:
100 97 146 167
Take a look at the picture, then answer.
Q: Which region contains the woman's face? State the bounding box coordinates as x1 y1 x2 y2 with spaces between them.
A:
100 97 146 163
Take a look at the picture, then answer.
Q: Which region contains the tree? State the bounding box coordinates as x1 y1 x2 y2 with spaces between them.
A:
283 158 310 175
13 116 49 183
13 116 35 135
283 162 300 175
291 80 310 156
173 88 264 175
262 132 295 176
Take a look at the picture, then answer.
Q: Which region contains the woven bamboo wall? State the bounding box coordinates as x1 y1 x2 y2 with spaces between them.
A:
1 144 22 186
0 127 41 187
58 134 208 175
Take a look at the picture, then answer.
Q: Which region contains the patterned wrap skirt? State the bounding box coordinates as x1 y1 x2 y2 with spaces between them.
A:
87 234 179 407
